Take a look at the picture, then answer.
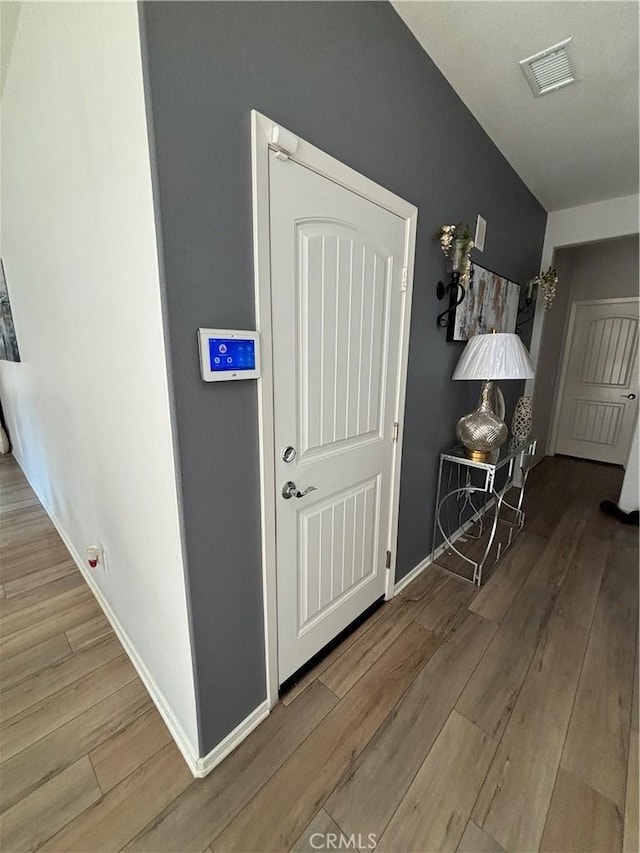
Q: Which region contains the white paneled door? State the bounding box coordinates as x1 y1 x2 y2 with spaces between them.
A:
269 152 408 682
555 298 639 464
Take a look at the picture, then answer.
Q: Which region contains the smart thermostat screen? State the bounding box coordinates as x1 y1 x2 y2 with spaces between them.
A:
208 338 256 372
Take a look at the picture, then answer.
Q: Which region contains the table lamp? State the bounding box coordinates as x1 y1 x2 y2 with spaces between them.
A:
452 332 535 460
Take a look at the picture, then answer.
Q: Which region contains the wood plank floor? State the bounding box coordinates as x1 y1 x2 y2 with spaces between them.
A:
1 453 638 852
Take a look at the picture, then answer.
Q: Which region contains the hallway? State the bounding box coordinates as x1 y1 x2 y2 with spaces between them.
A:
0 453 637 852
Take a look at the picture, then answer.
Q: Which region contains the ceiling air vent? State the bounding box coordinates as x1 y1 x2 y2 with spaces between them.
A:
519 37 577 97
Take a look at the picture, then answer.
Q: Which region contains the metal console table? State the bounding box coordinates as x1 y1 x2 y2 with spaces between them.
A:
431 437 537 586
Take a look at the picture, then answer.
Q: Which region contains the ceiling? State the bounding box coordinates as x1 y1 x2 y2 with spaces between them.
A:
3 2 637 213
392 1 639 212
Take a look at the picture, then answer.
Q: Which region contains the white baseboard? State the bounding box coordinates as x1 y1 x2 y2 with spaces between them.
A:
393 553 432 595
10 452 271 779
11 452 203 772
194 699 270 777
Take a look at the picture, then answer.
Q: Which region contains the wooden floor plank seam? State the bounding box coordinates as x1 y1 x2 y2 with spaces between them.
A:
0 636 126 724
450 563 561 853
271 620 436 839
207 623 441 852
403 600 508 833
382 601 502 834
0 682 153 815
502 553 595 852
0 653 135 766
196 703 334 850
86 747 105 797
387 581 515 850
125 681 339 852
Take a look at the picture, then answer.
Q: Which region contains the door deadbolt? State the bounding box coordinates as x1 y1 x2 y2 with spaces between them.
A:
281 446 297 463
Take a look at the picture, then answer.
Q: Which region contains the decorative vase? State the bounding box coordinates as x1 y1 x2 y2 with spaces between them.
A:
511 395 533 444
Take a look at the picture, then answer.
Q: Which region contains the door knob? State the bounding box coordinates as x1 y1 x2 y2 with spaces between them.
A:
281 481 317 500
621 393 636 400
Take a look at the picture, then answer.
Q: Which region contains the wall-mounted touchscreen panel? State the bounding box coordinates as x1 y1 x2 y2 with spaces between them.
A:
198 329 261 382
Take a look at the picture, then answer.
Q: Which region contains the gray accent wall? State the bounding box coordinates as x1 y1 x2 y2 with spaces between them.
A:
139 0 546 755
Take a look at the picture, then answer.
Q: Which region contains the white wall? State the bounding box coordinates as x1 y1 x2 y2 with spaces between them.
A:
619 420 639 513
526 193 640 399
540 194 640 269
529 249 575 457
0 2 200 761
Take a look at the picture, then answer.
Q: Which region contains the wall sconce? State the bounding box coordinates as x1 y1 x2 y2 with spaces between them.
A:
435 224 474 329
436 245 467 328
516 278 537 332
524 278 537 306
530 266 558 310
516 266 559 332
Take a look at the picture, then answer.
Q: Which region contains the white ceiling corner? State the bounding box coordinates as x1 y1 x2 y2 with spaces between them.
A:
391 0 639 212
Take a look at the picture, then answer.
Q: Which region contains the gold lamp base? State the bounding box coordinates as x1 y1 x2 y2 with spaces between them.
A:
456 380 508 459
463 447 494 462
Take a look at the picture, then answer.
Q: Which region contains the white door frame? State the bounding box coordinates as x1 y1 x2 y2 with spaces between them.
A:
548 296 640 457
251 110 418 706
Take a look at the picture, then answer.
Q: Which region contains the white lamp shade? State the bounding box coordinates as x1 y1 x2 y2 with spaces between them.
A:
452 333 535 380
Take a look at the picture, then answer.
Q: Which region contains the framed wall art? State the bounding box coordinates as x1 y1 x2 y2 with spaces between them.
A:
448 263 520 342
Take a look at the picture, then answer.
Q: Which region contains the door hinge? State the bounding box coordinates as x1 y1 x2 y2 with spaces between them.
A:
401 267 408 291
392 422 399 442
385 550 392 570
271 126 299 158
